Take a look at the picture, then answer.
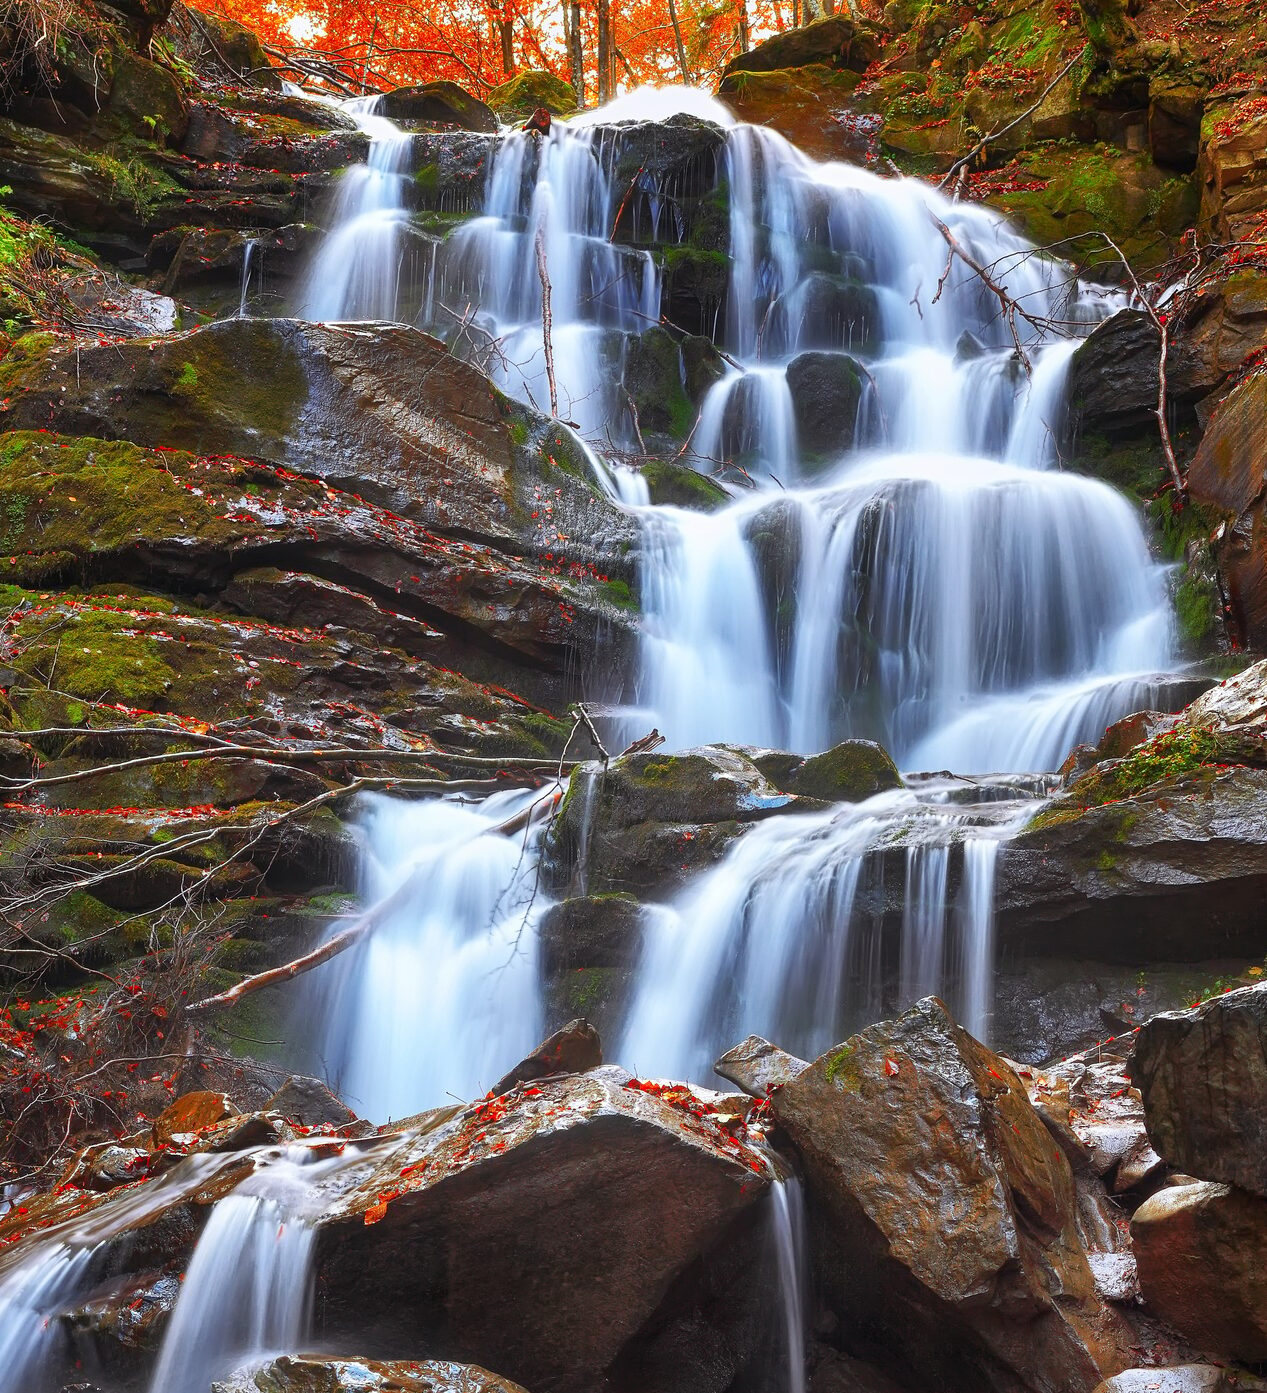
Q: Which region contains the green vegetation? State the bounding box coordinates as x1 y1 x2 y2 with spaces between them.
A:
824 1041 861 1090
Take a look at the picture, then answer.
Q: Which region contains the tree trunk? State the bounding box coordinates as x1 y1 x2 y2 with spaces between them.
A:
596 0 613 104
499 9 515 75
736 0 751 51
568 0 584 104
667 0 691 80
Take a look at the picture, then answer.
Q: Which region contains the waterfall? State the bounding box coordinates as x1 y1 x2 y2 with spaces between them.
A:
769 1178 809 1393
285 86 1180 1106
237 238 257 318
147 1148 337 1393
617 779 1034 1084
310 788 549 1123
296 96 416 323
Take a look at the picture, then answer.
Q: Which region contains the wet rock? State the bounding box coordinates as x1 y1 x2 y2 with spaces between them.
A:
310 1071 771 1392
1065 310 1162 441
1188 381 1267 648
538 895 643 973
1132 981 1267 1197
211 1355 529 1392
770 997 1131 1393
488 71 577 122
785 351 865 460
722 15 883 78
719 67 875 164
1176 658 1267 732
490 1018 603 1095
773 739 903 802
265 1076 360 1131
995 764 1267 963
1131 1181 1267 1361
105 49 189 145
380 81 497 133
713 1035 809 1097
637 460 729 510
1093 1367 1262 1393
1199 95 1267 241
624 326 692 442
1058 709 1178 785
545 746 799 898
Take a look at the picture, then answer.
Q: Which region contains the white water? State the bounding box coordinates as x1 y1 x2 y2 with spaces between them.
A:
769 1178 808 1393
148 1149 332 1393
618 777 1036 1081
311 788 549 1123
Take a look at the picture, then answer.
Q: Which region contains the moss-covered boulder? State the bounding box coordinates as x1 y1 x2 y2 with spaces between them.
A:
638 460 728 511
103 49 189 145
722 14 883 79
785 351 865 463
380 81 497 133
487 70 577 122
766 739 903 803
623 325 692 442
718 66 871 164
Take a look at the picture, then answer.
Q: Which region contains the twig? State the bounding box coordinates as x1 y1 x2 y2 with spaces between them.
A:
534 225 558 419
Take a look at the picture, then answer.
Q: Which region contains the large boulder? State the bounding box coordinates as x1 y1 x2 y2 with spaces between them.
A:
719 67 876 164
770 997 1131 1393
309 1071 771 1392
1131 1181 1267 1361
785 351 865 461
1064 310 1161 442
380 82 497 133
1132 981 1267 1197
722 15 884 79
488 71 577 122
212 1356 528 1392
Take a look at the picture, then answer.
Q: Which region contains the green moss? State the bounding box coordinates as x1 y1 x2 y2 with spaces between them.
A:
565 966 615 1016
639 461 728 511
489 70 579 121
600 578 637 610
1175 571 1218 648
824 1041 861 1090
176 360 198 390
414 162 440 200
509 420 530 448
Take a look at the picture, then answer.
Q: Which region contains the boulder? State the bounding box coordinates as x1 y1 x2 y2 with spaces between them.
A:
490 1018 603 1095
623 326 692 442
537 895 644 973
544 746 799 898
104 49 189 145
1065 310 1161 441
785 351 865 460
995 764 1267 962
719 67 876 164
487 71 578 122
151 1090 236 1146
1132 981 1267 1197
309 1071 771 1392
265 1076 361 1131
722 15 884 79
773 739 902 802
770 997 1131 1393
1131 1181 1267 1361
1176 658 1267 733
713 1035 809 1097
211 1356 528 1392
380 82 497 133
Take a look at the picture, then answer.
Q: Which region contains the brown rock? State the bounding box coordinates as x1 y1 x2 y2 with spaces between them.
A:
310 1071 771 1392
1132 980 1267 1197
490 1018 603 1095
265 1075 361 1131
151 1090 236 1146
770 997 1131 1393
1131 1181 1267 1361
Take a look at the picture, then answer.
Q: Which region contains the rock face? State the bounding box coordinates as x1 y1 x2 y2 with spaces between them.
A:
1188 376 1267 648
770 997 1130 1393
310 1071 771 1393
1131 1181 1267 1361
212 1356 529 1393
1132 981 1267 1197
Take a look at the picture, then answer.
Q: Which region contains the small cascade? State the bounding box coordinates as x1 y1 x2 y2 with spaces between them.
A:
769 1177 809 1393
616 779 1037 1085
297 96 415 323
0 1153 239 1393
237 238 257 318
148 1149 329 1393
311 788 551 1122
426 125 661 439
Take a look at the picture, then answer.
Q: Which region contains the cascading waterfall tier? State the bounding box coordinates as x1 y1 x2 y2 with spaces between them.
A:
289 87 1178 1110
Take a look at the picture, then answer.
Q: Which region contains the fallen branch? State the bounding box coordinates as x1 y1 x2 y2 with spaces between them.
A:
535 225 559 419
930 214 1034 372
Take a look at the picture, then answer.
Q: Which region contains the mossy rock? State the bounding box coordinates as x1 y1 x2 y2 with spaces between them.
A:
102 48 189 145
639 461 728 511
379 81 497 133
488 71 577 122
624 327 692 441
719 66 869 163
722 15 883 79
778 739 902 802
